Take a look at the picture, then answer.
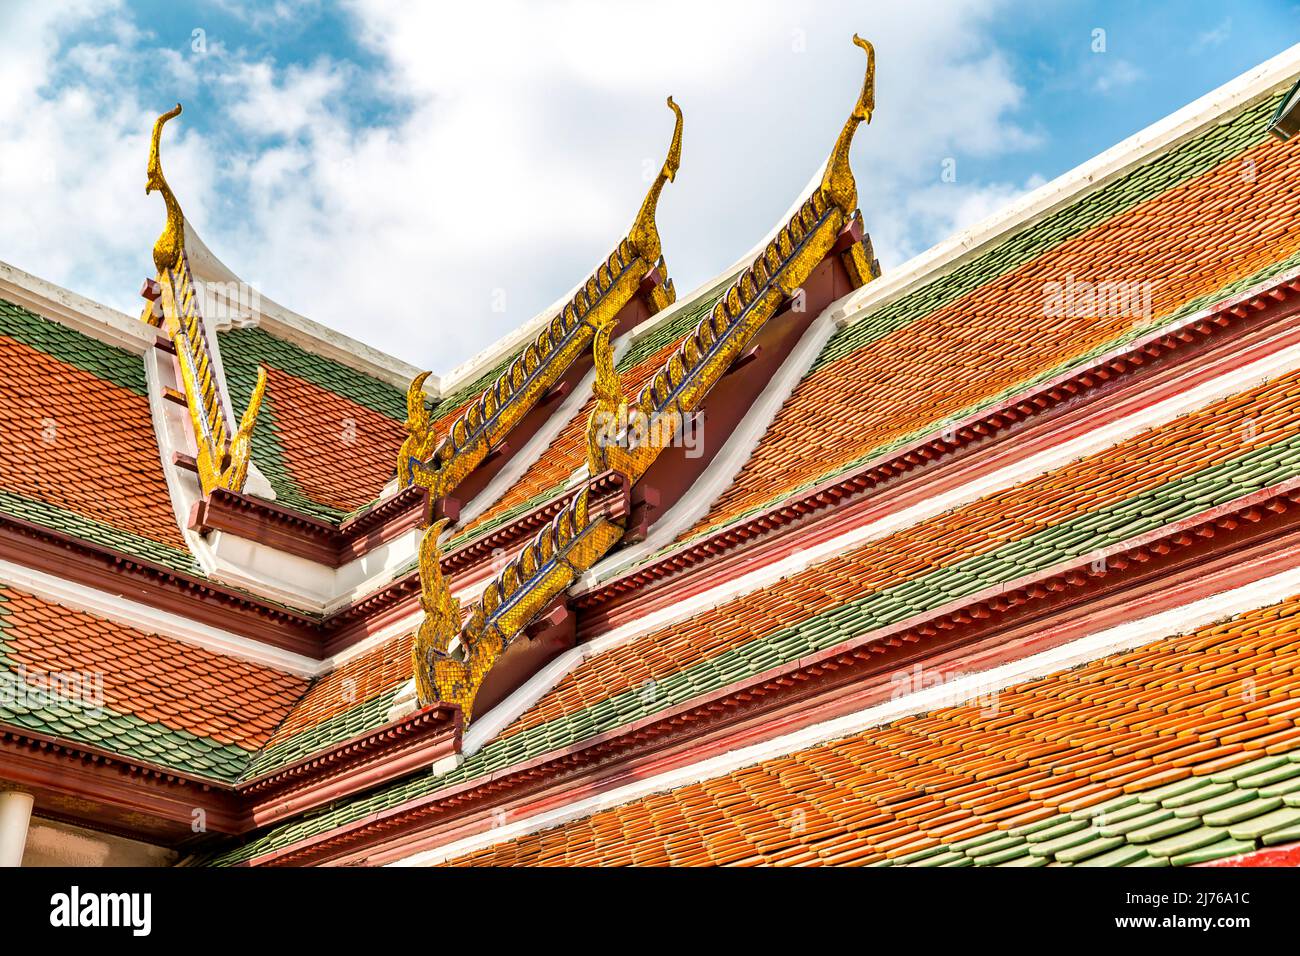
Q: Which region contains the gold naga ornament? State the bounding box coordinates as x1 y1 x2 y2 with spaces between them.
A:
414 36 880 723
590 34 878 482
142 104 268 497
397 98 685 499
413 487 623 721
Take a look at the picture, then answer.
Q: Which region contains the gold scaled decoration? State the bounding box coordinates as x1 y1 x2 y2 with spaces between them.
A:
142 103 267 497
411 519 462 706
399 98 684 496
397 371 436 488
417 487 623 721
592 34 877 482
416 38 880 722
628 96 683 274
584 322 627 472
820 36 875 219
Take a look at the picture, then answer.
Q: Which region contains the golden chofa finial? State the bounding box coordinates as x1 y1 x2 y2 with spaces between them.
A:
627 96 684 264
398 370 437 487
146 103 186 274
820 35 875 216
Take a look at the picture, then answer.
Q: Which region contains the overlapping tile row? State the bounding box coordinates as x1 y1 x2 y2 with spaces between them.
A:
219 327 407 519
239 632 414 780
453 289 726 543
495 362 1300 740
0 584 307 781
425 348 524 435
443 595 1300 867
206 358 1300 863
684 90 1300 542
0 298 197 570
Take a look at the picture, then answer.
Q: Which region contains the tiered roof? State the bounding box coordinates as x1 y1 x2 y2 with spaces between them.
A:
442 598 1300 868
1 39 1299 867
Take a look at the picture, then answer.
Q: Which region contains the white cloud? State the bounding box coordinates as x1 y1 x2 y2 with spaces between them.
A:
1193 18 1233 52
0 0 1043 371
896 175 1047 262
1092 57 1143 94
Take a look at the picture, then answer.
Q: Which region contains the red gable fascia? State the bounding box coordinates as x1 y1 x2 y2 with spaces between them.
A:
1199 841 1300 866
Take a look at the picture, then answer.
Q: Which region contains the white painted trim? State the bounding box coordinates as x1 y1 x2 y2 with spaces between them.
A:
391 560 1300 866
589 305 839 581
0 259 149 355
183 226 437 395
828 44 1300 333
463 325 1300 754
454 336 632 528
0 557 322 677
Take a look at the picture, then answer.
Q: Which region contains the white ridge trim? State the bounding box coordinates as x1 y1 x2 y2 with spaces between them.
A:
0 258 149 355
391 560 1300 866
829 44 1300 333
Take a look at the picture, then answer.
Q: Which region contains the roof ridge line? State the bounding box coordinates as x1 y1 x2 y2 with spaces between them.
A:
0 257 148 355
828 42 1300 335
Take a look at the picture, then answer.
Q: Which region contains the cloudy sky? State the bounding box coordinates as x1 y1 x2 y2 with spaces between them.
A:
0 0 1296 370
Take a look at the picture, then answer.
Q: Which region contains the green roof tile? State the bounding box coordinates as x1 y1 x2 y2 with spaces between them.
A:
1225 806 1300 841
1170 838 1256 866
0 298 147 395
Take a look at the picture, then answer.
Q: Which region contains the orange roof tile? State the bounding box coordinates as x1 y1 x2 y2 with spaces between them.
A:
261 631 413 749
445 592 1300 866
0 584 307 750
684 128 1300 542
0 332 186 552
264 366 406 514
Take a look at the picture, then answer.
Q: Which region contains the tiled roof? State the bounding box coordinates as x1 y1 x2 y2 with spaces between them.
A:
239 632 413 780
682 90 1300 543
452 288 726 543
443 594 1300 867
0 584 307 781
207 353 1300 863
499 360 1300 741
219 327 407 520
0 298 198 572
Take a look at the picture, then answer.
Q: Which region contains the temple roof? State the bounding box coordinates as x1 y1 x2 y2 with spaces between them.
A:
1 40 1300 866
438 597 1300 867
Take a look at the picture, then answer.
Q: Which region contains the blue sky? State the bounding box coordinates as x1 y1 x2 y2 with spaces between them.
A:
0 0 1296 369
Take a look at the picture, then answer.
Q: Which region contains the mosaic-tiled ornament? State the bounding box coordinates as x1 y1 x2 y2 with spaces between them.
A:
142 105 268 497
